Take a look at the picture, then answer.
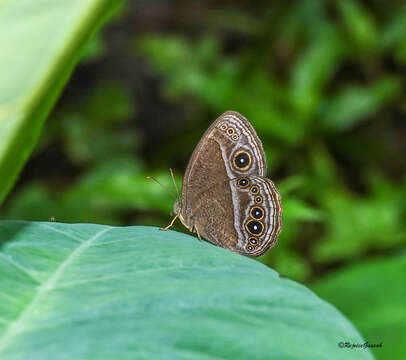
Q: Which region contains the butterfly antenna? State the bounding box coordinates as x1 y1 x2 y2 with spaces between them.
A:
146 176 176 199
169 168 180 199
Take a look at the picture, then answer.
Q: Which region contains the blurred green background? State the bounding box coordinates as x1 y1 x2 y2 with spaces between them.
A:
1 1 405 357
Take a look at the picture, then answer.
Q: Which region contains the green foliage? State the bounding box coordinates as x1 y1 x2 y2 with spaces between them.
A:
338 0 378 50
2 159 181 225
314 176 406 262
320 77 401 131
380 9 406 62
312 255 406 360
58 82 136 166
136 2 406 282
0 221 372 360
0 0 124 205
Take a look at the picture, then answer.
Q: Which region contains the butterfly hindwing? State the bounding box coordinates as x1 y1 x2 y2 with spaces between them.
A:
191 175 282 256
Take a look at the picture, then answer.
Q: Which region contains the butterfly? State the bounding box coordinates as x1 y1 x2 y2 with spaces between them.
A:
152 111 282 257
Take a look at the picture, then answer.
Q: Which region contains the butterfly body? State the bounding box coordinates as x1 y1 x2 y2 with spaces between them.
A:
173 111 282 257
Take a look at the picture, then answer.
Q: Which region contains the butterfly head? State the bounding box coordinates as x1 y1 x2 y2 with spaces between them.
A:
173 199 182 215
173 199 189 230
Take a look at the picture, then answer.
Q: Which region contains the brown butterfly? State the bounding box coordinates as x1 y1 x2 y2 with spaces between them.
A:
151 111 282 257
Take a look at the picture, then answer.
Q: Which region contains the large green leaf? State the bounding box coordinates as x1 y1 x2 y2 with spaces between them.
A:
0 0 123 205
312 255 406 360
0 221 371 359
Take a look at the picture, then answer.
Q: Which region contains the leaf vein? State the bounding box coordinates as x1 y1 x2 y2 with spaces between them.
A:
0 226 112 353
0 253 40 284
39 223 84 243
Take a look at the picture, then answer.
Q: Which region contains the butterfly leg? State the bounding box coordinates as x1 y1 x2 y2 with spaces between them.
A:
160 214 179 231
192 224 202 241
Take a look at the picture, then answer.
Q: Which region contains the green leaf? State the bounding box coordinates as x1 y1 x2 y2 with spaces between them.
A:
84 83 134 126
69 162 180 213
271 250 312 283
338 0 378 50
0 221 371 359
139 35 305 144
1 159 180 224
80 32 105 63
314 189 405 262
0 0 123 205
138 35 193 74
380 9 406 63
59 81 136 166
283 198 323 222
312 255 406 360
290 27 344 118
320 77 402 131
380 9 406 49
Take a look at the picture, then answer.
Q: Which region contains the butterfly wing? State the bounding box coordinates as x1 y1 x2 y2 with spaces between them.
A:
181 111 267 222
191 176 282 257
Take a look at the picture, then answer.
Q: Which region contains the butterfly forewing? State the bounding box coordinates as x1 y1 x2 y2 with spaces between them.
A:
181 111 266 221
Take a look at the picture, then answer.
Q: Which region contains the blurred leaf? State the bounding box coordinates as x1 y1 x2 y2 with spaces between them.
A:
271 250 311 282
1 159 181 224
0 0 124 205
338 0 378 50
290 27 344 117
380 9 406 63
320 77 402 131
139 35 306 143
1 183 120 225
80 31 105 63
312 255 406 360
207 9 260 35
314 187 406 262
59 82 136 165
276 0 328 42
138 35 192 74
283 198 323 222
0 221 372 360
2 184 59 221
277 175 308 196
62 115 137 165
309 144 342 193
69 161 180 213
368 172 406 203
85 83 134 126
